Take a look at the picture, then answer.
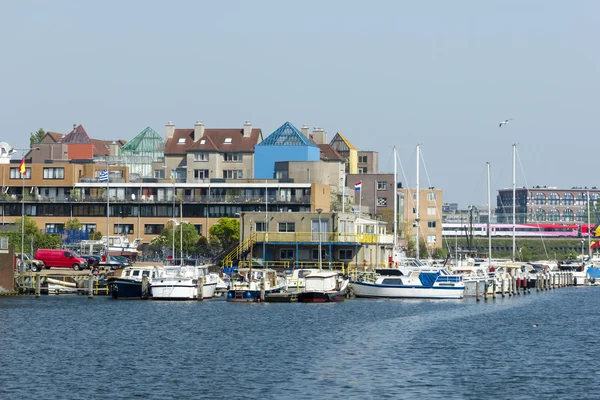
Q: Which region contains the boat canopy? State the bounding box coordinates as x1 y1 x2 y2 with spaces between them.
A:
419 271 441 287
588 267 600 279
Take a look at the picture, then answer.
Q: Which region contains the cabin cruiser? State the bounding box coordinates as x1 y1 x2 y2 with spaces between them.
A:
452 265 494 297
351 267 464 299
283 268 321 292
107 266 160 299
151 264 218 300
226 268 287 302
297 271 349 303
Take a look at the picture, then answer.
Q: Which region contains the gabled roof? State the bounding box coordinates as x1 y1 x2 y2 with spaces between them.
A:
44 132 65 143
329 132 357 152
165 128 262 155
307 134 344 161
257 121 317 147
120 127 165 153
61 124 91 144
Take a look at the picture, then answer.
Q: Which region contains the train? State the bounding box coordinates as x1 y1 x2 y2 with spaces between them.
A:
442 223 596 238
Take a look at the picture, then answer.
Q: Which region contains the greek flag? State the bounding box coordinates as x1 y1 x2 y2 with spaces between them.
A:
98 169 109 182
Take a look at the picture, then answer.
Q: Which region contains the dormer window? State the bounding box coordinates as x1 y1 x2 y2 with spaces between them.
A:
177 138 186 144
224 138 232 144
200 139 206 144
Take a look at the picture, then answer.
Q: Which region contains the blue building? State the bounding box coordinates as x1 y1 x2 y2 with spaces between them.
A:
254 121 320 179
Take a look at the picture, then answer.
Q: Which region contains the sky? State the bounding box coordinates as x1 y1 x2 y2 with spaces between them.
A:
1 0 598 207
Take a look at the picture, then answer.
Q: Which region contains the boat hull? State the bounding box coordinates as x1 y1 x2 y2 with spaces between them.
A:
108 278 146 300
151 280 217 300
226 288 283 302
351 281 464 299
298 290 346 303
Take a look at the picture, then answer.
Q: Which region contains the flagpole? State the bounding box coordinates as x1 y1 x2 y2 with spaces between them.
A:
359 185 362 216
588 191 592 260
21 160 25 274
106 158 110 262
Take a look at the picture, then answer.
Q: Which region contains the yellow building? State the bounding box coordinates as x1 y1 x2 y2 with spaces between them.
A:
398 187 443 250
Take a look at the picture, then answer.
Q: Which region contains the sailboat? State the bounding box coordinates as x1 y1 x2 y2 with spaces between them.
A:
350 145 465 299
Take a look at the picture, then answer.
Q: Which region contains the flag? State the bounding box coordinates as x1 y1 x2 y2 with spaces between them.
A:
170 170 176 183
354 181 362 191
18 158 26 175
591 241 597 249
98 169 108 183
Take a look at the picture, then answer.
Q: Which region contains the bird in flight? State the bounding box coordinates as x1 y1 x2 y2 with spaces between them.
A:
499 119 512 128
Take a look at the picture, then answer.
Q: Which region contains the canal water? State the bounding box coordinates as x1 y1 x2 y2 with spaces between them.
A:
1 288 598 399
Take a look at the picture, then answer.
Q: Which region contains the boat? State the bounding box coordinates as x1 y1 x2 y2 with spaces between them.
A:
297 271 349 302
79 236 142 258
44 277 79 294
452 264 494 297
226 268 287 302
151 264 218 300
351 268 465 299
283 268 321 292
107 266 159 299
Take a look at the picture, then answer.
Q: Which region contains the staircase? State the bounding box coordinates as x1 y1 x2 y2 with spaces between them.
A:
222 233 256 268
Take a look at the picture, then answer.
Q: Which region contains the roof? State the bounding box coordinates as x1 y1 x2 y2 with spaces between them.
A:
306 134 344 161
329 132 357 152
120 127 165 153
45 132 65 143
61 124 91 144
37 127 125 157
166 128 262 155
257 121 317 147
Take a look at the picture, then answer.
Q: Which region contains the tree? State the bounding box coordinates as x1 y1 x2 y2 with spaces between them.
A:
65 218 82 230
29 128 45 147
152 221 200 257
209 218 240 248
90 231 103 240
7 216 62 253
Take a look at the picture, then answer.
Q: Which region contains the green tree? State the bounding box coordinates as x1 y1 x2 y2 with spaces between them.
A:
65 218 82 230
152 221 200 257
91 231 103 240
209 217 240 248
29 128 45 147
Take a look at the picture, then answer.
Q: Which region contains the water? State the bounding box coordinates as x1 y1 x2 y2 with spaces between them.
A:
1 288 599 400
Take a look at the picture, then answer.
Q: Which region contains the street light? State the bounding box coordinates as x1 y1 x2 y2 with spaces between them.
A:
10 147 40 274
169 218 189 266
316 208 323 271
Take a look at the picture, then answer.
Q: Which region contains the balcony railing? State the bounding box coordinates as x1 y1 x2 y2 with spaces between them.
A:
2 194 312 204
253 232 395 244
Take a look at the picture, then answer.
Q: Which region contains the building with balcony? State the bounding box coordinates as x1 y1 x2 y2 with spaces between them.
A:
158 121 262 183
496 186 600 223
232 211 393 269
117 127 165 180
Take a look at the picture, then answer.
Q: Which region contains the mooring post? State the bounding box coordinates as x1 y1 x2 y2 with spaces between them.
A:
260 276 265 302
501 278 505 298
476 281 480 302
35 273 41 298
197 276 204 301
141 275 149 300
88 273 93 299
492 280 496 299
483 282 488 301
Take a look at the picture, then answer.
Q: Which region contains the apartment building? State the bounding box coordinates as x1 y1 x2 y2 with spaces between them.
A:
398 187 443 248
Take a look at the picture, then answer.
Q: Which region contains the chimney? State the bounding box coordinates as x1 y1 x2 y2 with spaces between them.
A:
243 121 252 138
312 127 327 144
194 121 205 142
109 140 119 157
301 125 309 137
165 121 175 140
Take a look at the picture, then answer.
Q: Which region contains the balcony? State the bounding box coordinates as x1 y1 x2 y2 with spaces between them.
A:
253 232 395 244
8 194 313 204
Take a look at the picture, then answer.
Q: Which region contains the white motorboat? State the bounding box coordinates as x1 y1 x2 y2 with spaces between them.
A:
452 265 493 297
45 277 79 295
351 268 464 299
151 265 218 300
283 268 321 292
298 271 349 302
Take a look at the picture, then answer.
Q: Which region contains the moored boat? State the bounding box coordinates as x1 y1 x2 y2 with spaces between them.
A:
297 271 349 303
226 268 286 302
107 266 159 299
151 265 218 300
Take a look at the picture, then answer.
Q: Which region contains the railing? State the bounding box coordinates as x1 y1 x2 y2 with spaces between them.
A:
253 232 392 244
24 194 313 204
222 233 256 268
14 273 110 296
237 260 291 269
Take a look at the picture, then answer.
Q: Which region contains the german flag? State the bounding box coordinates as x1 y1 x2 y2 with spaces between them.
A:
18 158 25 175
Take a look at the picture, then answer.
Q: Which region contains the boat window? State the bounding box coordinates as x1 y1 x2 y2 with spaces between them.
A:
142 271 150 277
132 270 140 276
298 270 311 278
382 278 403 285
125 270 131 277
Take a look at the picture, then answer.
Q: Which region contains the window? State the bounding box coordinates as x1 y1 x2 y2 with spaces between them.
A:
144 224 164 234
534 192 546 205
427 207 437 216
358 155 368 163
154 169 165 179
177 138 186 144
562 209 574 222
194 169 209 179
427 192 437 201
114 224 134 234
280 248 294 260
377 181 387 190
194 153 208 162
255 222 268 232
224 153 242 162
548 192 560 205
82 223 96 233
223 170 243 179
224 138 232 144
45 223 64 233
358 167 368 173
339 249 353 260
427 221 437 228
427 234 437 244
10 167 31 179
563 193 574 205
311 249 328 260
278 222 295 232
377 197 387 206
43 167 65 180
200 139 206 144
412 207 416 214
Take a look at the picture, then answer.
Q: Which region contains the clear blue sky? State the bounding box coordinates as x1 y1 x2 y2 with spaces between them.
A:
1 0 598 207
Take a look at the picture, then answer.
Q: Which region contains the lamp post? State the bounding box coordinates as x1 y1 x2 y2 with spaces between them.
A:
317 208 323 271
11 147 39 274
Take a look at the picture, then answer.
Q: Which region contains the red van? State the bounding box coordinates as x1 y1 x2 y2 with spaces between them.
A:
34 249 88 271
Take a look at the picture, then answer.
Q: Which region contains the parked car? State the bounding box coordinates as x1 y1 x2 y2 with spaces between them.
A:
15 253 45 272
81 254 101 268
111 255 132 267
34 249 88 271
99 255 127 270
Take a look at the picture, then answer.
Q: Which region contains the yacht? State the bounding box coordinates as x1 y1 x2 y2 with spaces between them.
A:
151 265 218 300
107 265 159 299
297 271 349 303
351 268 464 299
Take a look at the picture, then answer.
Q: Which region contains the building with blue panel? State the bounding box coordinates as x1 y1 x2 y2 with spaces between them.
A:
254 121 320 179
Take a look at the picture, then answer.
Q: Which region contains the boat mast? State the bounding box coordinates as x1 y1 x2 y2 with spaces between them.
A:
487 162 492 268
512 143 516 261
393 146 397 249
415 144 420 261
588 190 592 260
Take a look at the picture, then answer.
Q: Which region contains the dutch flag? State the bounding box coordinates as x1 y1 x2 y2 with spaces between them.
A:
355 181 362 191
98 169 109 183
